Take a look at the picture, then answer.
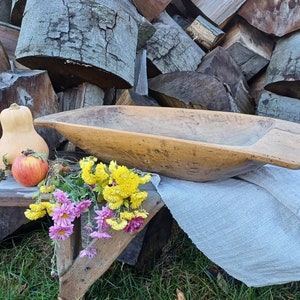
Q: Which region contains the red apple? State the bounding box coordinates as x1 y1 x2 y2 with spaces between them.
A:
12 149 49 187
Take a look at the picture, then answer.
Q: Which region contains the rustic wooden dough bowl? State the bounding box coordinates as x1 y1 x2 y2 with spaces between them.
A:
34 105 300 182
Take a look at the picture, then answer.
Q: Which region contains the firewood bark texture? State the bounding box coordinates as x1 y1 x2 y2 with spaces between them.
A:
15 0 139 91
257 92 300 123
148 71 240 112
265 31 300 99
146 11 205 75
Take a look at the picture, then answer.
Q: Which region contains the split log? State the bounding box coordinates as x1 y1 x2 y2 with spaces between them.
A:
146 11 205 76
57 82 105 112
264 31 300 99
15 0 141 91
248 69 267 105
0 0 12 23
10 0 26 27
197 46 255 114
185 15 224 50
0 69 60 153
148 71 241 112
221 17 274 81
0 22 20 62
238 0 300 37
115 89 160 106
256 92 300 123
0 40 10 71
131 0 172 21
184 0 247 27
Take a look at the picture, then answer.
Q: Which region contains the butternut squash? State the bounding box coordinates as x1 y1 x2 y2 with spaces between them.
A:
0 103 49 169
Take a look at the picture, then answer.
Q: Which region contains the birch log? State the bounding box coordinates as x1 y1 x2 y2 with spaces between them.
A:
15 0 139 91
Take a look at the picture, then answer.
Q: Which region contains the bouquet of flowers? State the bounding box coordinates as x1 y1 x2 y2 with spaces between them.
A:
24 156 151 259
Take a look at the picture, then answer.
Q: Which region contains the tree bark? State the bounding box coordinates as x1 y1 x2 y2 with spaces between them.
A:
146 11 205 76
265 31 300 99
15 0 140 91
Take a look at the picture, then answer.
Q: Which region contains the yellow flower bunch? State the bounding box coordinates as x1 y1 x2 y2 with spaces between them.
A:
25 155 152 255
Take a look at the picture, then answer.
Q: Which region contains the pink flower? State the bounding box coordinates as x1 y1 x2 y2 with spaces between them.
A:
89 231 111 239
79 247 97 259
53 189 71 205
52 203 76 226
74 200 92 218
94 206 114 230
125 217 144 233
49 224 74 240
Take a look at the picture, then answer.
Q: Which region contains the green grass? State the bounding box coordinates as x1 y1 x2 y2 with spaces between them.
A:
1 221 300 300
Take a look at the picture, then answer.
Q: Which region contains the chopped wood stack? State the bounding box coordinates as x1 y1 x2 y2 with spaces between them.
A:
0 0 300 154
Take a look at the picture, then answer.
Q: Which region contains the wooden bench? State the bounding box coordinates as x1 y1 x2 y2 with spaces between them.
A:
0 175 169 299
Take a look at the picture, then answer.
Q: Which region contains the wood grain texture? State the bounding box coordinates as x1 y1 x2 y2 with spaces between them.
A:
238 0 300 37
34 105 300 182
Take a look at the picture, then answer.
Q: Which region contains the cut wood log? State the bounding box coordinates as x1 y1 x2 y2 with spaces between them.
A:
221 16 274 81
256 92 300 123
185 0 247 27
0 69 60 153
115 89 160 106
131 0 172 21
197 46 255 114
0 0 12 23
264 31 300 99
57 82 105 112
0 21 20 62
146 11 205 76
185 14 225 50
0 40 10 71
248 69 267 105
10 0 26 27
238 0 300 37
15 0 140 91
148 71 240 112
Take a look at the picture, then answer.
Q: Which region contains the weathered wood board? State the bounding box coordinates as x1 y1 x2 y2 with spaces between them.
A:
0 175 36 240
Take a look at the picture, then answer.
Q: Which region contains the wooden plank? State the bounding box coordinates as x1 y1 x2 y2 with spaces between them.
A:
238 0 300 37
58 183 164 300
0 175 35 240
0 175 37 207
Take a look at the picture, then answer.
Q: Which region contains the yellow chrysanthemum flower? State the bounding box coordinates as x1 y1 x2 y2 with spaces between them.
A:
130 191 148 209
139 173 151 184
134 209 148 219
106 218 128 231
41 201 56 217
120 211 135 220
24 203 47 220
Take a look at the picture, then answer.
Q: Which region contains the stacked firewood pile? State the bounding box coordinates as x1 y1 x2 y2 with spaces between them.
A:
1 0 300 153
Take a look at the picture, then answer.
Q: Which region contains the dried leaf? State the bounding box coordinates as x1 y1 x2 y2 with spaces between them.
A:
176 288 186 300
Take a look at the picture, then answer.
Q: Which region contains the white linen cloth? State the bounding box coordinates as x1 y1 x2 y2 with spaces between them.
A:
151 165 300 287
